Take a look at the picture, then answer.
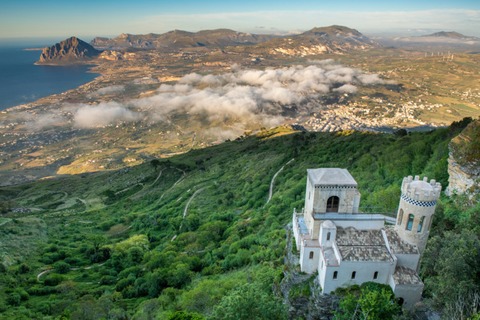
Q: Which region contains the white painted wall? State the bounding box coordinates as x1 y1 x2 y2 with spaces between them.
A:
292 213 301 250
394 253 420 271
319 260 396 294
389 276 424 310
300 243 321 274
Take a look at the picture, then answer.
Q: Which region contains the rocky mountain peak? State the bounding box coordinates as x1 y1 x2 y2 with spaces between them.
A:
37 36 102 64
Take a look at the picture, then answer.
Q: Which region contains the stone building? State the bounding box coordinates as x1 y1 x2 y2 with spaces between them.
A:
292 168 441 309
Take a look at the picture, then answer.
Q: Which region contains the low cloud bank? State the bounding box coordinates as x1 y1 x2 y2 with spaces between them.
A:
129 62 386 126
22 61 388 131
73 102 141 128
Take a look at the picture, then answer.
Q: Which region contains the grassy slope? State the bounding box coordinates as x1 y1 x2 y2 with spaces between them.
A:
0 126 456 318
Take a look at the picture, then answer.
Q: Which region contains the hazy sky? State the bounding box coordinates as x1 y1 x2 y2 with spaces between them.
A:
1 0 480 40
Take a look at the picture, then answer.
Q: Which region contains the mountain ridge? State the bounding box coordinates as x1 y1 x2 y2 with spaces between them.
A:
89 25 379 53
90 28 278 50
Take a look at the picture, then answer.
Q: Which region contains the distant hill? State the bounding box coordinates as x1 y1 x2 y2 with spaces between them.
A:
37 37 102 64
423 31 477 40
387 31 480 47
90 29 277 50
259 25 380 56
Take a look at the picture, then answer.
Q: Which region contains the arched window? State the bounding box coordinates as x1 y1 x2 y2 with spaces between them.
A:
326 232 331 241
351 271 356 279
398 297 404 306
373 271 378 279
326 196 339 212
333 271 338 279
397 209 404 225
406 214 414 231
417 216 425 233
309 251 314 259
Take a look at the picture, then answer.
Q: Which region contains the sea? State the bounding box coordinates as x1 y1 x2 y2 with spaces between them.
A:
0 40 98 111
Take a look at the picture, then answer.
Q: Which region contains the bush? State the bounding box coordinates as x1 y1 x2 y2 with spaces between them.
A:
53 261 71 274
43 274 64 286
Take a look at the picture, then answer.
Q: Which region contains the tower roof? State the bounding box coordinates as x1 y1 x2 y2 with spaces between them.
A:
307 168 357 186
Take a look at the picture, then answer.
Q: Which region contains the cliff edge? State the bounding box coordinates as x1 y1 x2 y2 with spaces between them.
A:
446 118 480 196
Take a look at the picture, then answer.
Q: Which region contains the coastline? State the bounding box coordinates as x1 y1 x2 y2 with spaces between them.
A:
0 45 101 111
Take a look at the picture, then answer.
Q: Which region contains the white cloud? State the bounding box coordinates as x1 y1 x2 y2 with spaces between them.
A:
96 85 125 95
25 114 68 131
333 84 358 94
130 62 385 126
73 102 141 128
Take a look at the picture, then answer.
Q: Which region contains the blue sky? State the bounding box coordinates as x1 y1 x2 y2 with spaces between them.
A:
1 0 480 40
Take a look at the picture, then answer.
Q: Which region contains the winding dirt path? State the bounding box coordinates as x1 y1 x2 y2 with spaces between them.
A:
159 169 186 201
172 186 207 240
267 159 294 204
182 187 206 219
37 262 107 281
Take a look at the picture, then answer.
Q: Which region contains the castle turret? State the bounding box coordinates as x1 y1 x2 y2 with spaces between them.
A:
394 175 441 254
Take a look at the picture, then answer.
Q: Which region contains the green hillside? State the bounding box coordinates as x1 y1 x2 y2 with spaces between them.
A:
0 124 478 319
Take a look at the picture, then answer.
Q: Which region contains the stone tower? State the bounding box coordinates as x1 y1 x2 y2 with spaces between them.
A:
303 168 361 240
394 175 442 254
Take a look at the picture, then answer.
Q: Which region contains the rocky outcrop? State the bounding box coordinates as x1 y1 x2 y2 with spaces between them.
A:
37 37 101 64
446 156 480 196
265 25 380 57
446 119 480 197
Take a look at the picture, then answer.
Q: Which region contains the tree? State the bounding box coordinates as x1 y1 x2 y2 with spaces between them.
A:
334 283 400 320
54 261 71 274
421 229 480 310
167 311 205 320
210 283 287 320
151 159 161 170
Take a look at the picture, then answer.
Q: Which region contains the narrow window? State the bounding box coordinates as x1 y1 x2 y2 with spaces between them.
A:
326 232 331 241
417 216 425 233
333 271 338 279
351 271 356 279
373 271 378 279
397 209 404 225
309 251 314 259
321 261 323 269
308 192 311 200
326 196 339 212
406 214 414 231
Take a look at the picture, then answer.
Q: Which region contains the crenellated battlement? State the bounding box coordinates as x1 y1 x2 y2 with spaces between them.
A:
401 175 442 203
